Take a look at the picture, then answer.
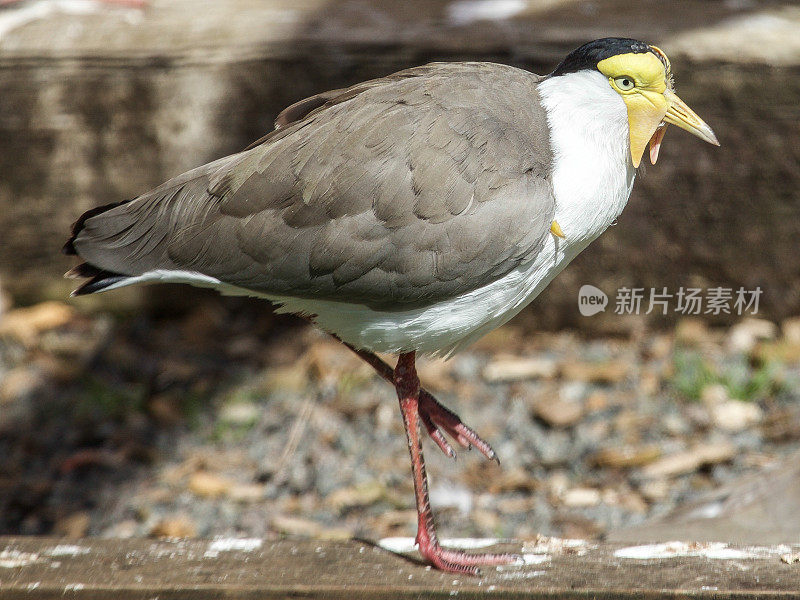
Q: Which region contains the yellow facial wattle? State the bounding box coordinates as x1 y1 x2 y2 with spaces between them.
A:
597 49 718 167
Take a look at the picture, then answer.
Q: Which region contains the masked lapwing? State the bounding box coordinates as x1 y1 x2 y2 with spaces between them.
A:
64 38 718 573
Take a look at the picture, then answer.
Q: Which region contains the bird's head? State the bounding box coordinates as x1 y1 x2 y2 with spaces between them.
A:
551 38 719 168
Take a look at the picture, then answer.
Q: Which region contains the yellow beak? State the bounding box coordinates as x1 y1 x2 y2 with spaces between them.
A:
663 89 719 147
645 89 719 166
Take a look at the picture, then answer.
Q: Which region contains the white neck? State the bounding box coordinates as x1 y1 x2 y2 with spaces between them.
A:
537 70 636 247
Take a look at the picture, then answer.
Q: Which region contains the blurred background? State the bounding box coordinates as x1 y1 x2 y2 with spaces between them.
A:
1 0 799 545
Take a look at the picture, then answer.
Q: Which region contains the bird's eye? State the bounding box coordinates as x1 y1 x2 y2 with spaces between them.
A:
614 76 635 91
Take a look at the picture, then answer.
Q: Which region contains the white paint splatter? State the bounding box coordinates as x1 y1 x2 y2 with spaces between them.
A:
45 545 90 557
614 542 790 560
781 552 800 564
204 538 262 558
0 549 40 568
378 537 500 553
522 536 592 556
498 569 546 579
514 553 550 565
446 0 526 26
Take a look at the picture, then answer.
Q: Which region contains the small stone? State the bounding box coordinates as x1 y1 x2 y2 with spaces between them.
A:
560 380 588 402
618 491 648 514
561 360 629 384
488 466 540 493
188 471 233 498
639 479 670 502
647 334 674 360
675 318 710 346
546 471 570 498
781 316 800 344
471 509 500 532
0 367 42 403
585 390 609 412
0 301 76 346
700 383 729 406
754 340 800 363
709 399 763 432
562 488 601 508
533 397 583 428
600 488 620 505
727 318 778 353
641 442 735 479
53 511 90 539
326 481 385 511
102 519 139 539
270 515 322 537
482 356 558 382
662 413 690 436
638 370 661 396
227 483 265 503
591 444 662 469
150 516 196 539
218 401 261 426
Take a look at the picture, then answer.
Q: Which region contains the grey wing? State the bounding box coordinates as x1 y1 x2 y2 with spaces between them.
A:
70 62 556 309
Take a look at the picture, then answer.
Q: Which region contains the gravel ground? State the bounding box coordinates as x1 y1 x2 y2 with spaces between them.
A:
1 295 799 543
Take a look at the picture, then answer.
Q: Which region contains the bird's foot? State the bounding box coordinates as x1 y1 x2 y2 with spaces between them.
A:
418 390 498 463
416 528 518 575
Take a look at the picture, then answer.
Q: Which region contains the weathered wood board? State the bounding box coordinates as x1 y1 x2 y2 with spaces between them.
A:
0 536 799 598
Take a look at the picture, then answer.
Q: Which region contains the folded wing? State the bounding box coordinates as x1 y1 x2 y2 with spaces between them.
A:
68 62 556 310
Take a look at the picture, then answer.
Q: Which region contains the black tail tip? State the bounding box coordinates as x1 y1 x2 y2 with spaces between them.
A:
71 275 129 296
65 262 128 295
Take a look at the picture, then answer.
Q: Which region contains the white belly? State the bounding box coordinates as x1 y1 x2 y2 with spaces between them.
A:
267 232 589 357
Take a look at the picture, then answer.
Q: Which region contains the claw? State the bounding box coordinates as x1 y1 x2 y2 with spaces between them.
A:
416 389 499 463
421 413 457 459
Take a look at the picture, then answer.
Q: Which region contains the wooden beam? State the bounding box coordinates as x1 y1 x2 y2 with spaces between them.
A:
0 537 798 598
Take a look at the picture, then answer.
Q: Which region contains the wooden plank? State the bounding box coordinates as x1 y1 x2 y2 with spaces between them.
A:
0 537 798 598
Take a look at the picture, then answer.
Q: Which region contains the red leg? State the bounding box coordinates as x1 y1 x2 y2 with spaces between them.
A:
393 352 517 574
340 340 498 462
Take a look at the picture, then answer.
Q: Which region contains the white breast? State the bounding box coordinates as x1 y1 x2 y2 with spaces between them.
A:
111 71 637 357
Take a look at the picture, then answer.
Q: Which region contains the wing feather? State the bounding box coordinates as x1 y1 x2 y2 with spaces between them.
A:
71 62 556 310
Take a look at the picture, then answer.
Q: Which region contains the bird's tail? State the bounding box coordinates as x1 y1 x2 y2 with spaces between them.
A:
62 200 134 296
